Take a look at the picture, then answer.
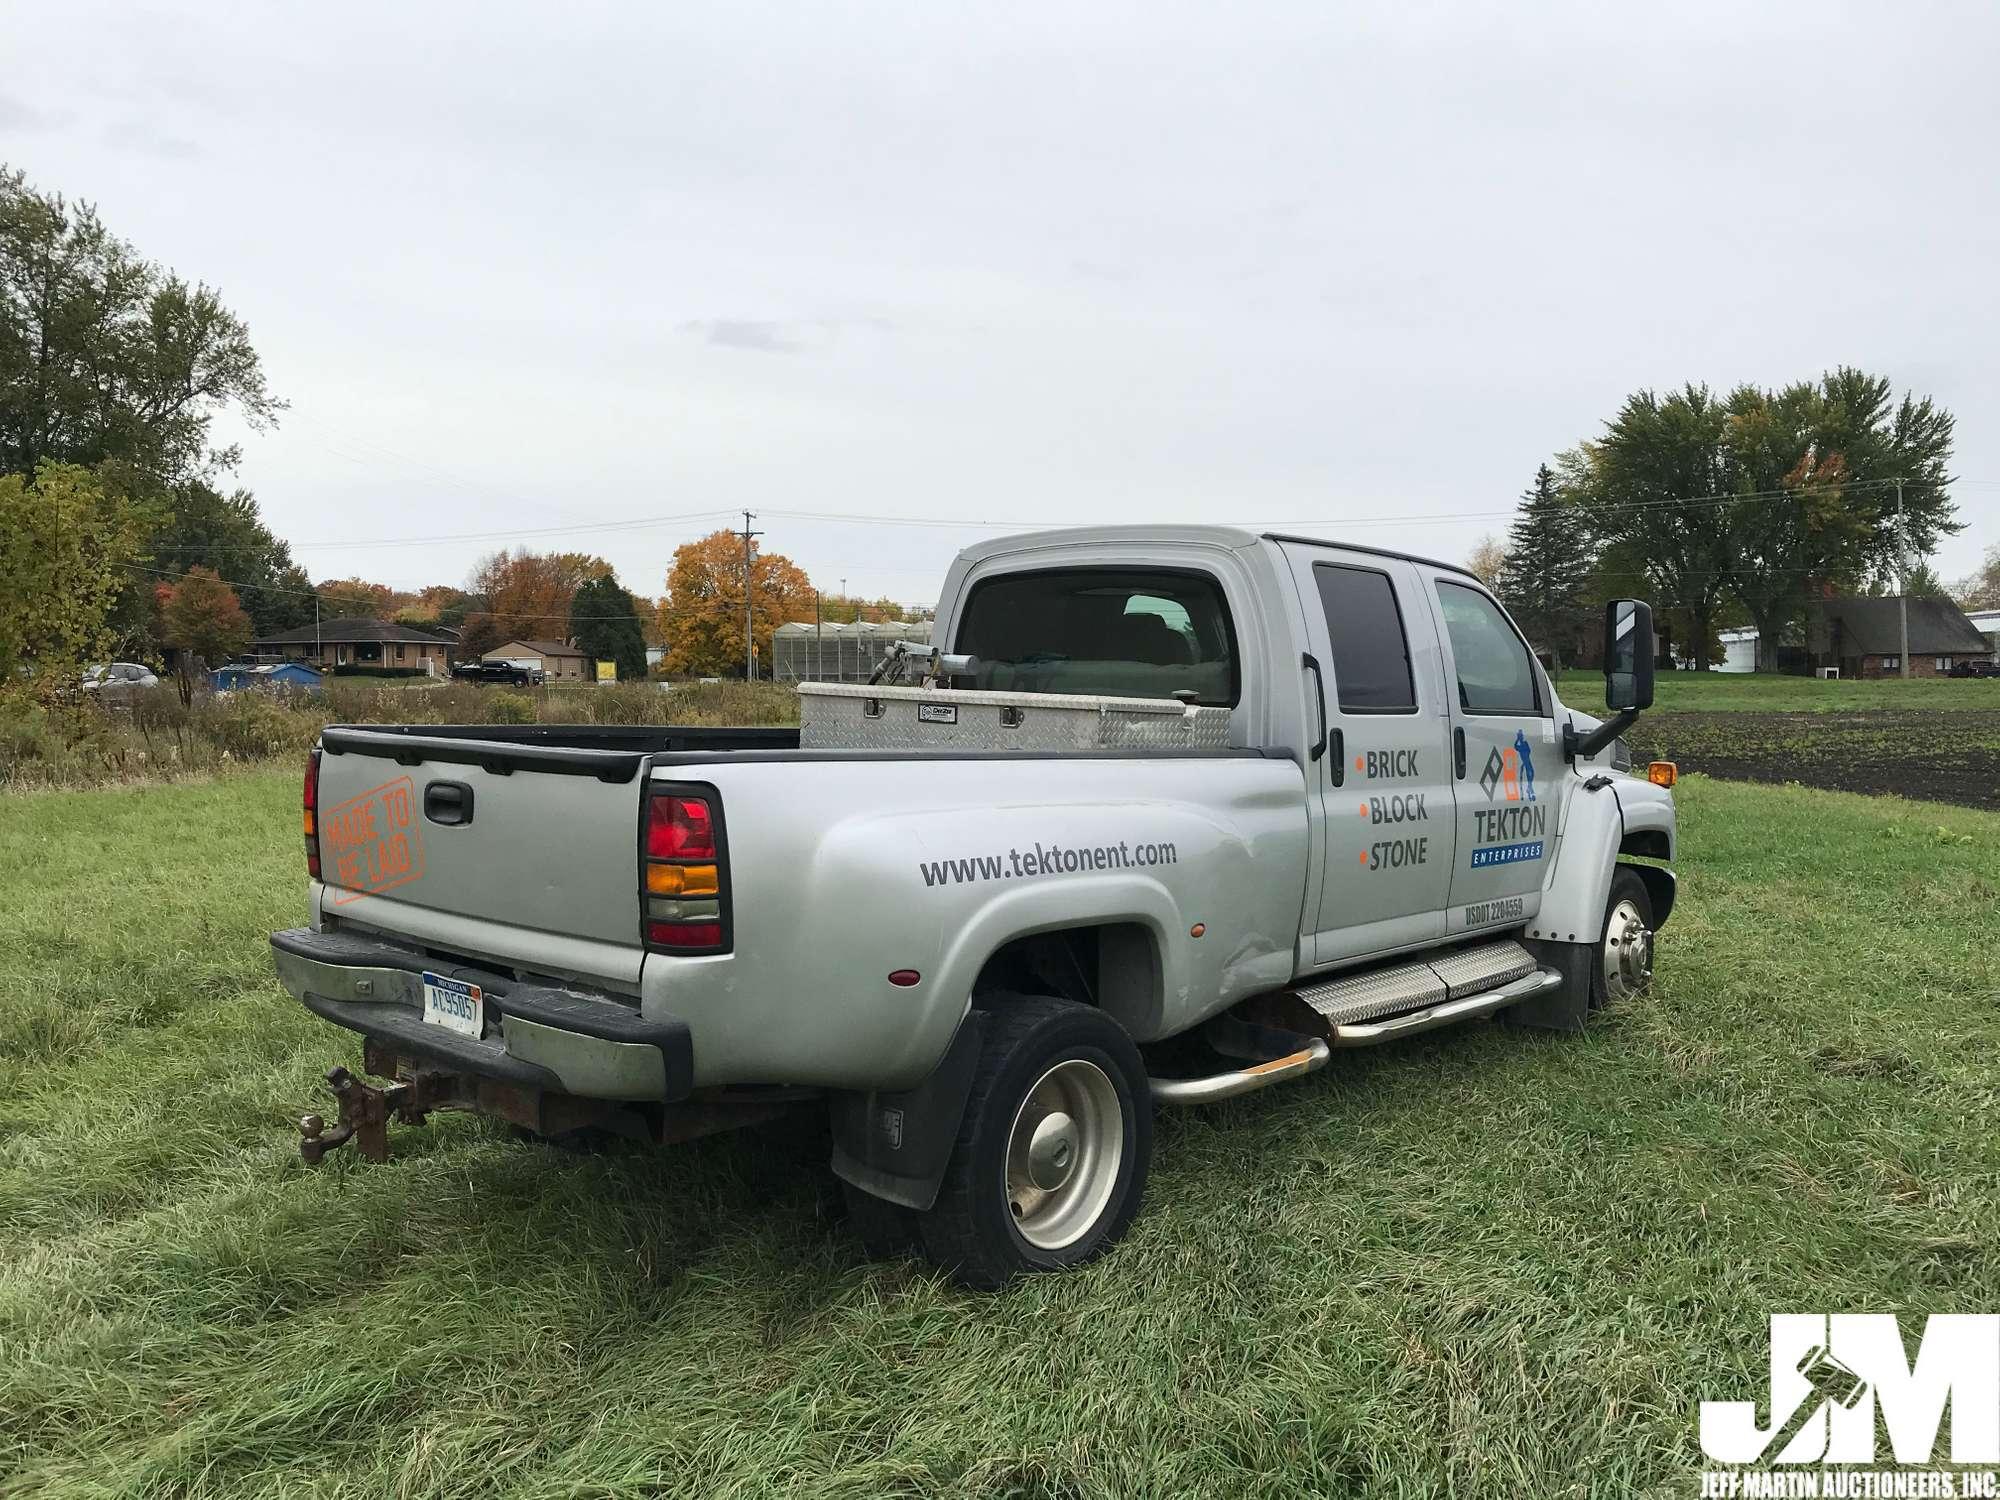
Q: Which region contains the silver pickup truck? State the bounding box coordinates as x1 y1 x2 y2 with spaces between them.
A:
274 525 1676 1286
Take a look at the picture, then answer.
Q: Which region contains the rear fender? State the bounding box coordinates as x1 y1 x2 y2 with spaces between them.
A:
932 875 1182 1041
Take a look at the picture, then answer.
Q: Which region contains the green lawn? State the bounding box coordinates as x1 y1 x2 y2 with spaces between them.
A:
1553 667 2000 712
2 770 1997 1497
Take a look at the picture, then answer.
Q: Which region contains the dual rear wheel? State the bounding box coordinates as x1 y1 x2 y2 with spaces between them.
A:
841 992 1153 1290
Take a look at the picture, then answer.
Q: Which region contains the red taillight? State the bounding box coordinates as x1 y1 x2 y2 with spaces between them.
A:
303 747 322 880
647 919 723 948
647 795 715 860
642 788 726 953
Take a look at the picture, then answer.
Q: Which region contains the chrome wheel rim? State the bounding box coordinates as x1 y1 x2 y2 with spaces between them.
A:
1602 897 1654 1003
1004 1058 1123 1251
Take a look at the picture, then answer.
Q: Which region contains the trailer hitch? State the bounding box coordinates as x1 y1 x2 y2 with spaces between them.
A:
299 1065 427 1164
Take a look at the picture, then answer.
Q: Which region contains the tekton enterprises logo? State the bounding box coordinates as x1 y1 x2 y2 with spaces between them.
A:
1478 730 1537 804
1700 1314 2000 1483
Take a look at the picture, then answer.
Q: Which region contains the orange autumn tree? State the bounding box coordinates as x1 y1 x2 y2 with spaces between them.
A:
659 530 813 677
160 566 252 663
471 549 612 644
315 577 397 619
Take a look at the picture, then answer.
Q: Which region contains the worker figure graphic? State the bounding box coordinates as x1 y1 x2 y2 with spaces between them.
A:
1513 730 1536 802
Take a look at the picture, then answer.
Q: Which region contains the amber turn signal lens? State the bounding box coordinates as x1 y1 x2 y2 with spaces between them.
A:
1647 761 1678 788
302 810 315 836
646 862 719 896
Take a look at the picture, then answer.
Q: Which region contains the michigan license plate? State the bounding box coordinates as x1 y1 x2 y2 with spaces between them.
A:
421 972 483 1038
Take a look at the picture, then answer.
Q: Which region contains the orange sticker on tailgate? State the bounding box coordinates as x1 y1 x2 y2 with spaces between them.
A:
322 775 425 904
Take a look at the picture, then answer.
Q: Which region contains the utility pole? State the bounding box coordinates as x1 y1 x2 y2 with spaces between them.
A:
814 589 822 683
739 510 762 682
1894 478 1909 682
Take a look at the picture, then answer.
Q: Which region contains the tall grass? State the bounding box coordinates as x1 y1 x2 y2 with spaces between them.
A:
0 680 801 790
0 773 1996 1495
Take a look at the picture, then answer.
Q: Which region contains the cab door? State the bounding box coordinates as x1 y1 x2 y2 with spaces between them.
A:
1279 543 1456 967
1420 570 1558 936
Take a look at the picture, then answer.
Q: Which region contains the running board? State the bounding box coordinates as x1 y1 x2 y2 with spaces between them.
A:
1325 966 1563 1047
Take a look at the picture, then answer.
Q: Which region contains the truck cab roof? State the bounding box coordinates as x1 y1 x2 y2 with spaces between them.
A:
951 523 1481 584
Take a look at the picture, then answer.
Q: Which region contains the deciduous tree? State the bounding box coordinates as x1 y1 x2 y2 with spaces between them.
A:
316 577 396 620
1465 535 1507 587
470 549 611 643
0 165 281 485
159 566 251 699
660 530 814 678
0 463 148 696
1951 544 2000 611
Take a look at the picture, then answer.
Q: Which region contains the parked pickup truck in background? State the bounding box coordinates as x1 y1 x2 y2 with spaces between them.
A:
275 525 1676 1287
449 659 542 687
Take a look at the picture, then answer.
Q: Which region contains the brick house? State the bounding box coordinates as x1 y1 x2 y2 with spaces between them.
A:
250 618 455 675
1807 596 1991 679
487 639 593 682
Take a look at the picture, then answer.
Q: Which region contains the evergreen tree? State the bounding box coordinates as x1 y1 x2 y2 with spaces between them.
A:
1495 464 1595 672
569 574 648 680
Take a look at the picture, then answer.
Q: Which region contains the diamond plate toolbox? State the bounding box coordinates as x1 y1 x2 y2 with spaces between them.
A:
797 682 1233 752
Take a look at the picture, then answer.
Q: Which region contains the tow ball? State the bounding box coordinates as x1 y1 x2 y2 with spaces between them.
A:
299 1065 427 1165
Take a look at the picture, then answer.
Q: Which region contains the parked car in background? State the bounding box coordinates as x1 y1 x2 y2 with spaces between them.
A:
1948 660 1999 679
449 660 539 687
80 662 160 700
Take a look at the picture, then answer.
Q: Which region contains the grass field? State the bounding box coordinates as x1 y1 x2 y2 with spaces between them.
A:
1552 668 2000 713
3 768 1997 1496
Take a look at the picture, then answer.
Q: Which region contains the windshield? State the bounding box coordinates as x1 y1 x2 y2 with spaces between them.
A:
953 568 1238 705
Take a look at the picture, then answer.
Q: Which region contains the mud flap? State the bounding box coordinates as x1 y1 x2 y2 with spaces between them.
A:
829 1010 986 1211
1505 941 1593 1031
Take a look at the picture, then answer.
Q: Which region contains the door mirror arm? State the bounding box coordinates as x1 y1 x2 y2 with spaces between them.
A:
1564 708 1639 764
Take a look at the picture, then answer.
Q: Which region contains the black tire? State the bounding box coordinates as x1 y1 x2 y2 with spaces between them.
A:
1512 866 1658 1028
917 992 1152 1290
840 1179 924 1260
1594 866 1655 1010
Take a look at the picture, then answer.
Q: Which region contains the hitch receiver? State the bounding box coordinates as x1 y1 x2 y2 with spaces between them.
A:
299 1065 428 1164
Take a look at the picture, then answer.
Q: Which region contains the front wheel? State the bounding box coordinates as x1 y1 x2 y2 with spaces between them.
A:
1595 867 1655 1009
918 993 1152 1290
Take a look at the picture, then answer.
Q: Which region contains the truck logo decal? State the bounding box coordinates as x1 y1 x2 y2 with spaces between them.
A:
1358 749 1419 778
1361 792 1427 824
1473 804 1547 844
919 839 1178 888
1364 836 1428 871
321 775 426 905
1478 732 1538 803
1470 840 1544 869
916 702 958 724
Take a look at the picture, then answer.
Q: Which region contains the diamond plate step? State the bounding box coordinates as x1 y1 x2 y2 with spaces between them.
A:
1298 940 1538 1027
1429 940 1537 1000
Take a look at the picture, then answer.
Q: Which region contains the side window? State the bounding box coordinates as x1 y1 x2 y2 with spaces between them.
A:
953 568 1239 705
1434 581 1542 716
1314 564 1416 713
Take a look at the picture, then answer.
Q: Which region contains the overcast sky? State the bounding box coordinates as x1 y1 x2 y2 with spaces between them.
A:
5 1 1996 607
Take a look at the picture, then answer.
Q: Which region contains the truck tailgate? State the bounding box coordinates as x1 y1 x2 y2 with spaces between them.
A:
313 727 644 957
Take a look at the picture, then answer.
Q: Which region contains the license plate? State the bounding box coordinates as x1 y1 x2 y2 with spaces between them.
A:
421 971 483 1038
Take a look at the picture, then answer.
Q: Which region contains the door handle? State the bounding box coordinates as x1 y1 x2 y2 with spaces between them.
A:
1453 727 1466 780
424 780 475 826
1301 653 1328 764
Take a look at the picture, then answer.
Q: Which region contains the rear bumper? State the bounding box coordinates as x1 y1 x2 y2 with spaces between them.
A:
270 928 693 1102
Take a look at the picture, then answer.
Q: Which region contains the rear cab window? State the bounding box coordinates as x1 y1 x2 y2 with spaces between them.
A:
1315 564 1417 713
1433 580 1543 716
952 568 1239 705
